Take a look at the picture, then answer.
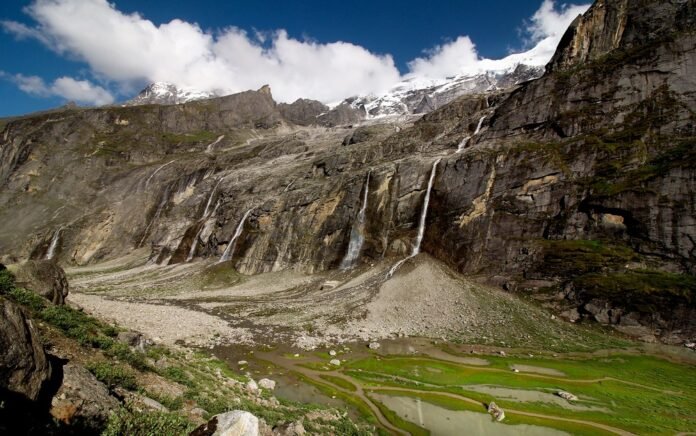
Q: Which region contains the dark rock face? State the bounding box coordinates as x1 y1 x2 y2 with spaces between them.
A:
278 99 329 126
50 363 119 429
0 0 694 342
0 298 51 401
13 260 69 305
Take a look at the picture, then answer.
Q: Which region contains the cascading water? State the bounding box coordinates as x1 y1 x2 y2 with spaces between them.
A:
202 179 222 218
219 209 253 263
474 116 486 135
205 135 225 153
45 228 62 260
145 160 176 187
186 199 220 262
456 136 470 153
340 172 371 270
387 158 441 277
138 186 171 248
186 180 224 261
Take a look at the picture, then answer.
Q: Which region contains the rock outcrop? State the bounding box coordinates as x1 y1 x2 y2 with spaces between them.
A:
191 410 260 436
0 298 51 401
50 363 119 429
13 260 69 305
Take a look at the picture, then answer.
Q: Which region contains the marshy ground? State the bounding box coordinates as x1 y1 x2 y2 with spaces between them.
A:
65 253 696 435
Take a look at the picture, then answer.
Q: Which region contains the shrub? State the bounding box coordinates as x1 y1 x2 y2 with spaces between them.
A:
103 408 194 436
0 269 15 294
86 362 138 390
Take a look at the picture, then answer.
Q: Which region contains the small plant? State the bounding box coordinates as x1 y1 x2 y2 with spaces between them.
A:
102 408 194 436
86 361 138 390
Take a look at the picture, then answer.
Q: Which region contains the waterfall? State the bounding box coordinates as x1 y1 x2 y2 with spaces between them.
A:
187 198 221 262
474 116 486 135
205 135 225 153
202 179 222 218
387 158 441 278
457 136 470 153
138 186 170 247
145 160 176 187
45 228 62 260
219 209 253 263
340 172 371 270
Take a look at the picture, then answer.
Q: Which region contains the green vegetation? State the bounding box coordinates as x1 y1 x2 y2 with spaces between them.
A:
161 130 218 145
340 353 696 434
86 361 138 390
576 269 696 310
540 239 637 276
103 408 195 436
319 374 357 392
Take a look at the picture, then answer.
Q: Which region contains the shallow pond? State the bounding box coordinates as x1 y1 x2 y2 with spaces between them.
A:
372 394 571 436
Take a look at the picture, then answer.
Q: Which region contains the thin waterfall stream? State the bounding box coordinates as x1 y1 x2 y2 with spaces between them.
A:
340 172 371 270
219 209 253 263
387 158 441 277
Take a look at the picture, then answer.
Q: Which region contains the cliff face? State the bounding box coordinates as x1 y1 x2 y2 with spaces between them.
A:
0 0 694 343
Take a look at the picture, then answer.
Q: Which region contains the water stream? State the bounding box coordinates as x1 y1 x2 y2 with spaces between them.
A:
474 116 486 135
387 158 440 277
45 228 62 260
340 172 370 270
219 209 253 263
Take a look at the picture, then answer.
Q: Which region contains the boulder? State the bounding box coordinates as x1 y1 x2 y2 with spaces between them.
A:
329 359 341 366
257 378 276 390
368 342 381 350
0 298 51 401
245 379 259 393
556 391 579 402
487 402 505 422
190 410 260 436
50 363 119 428
273 421 306 435
13 260 69 305
117 331 149 353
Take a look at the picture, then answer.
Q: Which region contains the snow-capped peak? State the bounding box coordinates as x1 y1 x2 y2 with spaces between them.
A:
125 82 217 106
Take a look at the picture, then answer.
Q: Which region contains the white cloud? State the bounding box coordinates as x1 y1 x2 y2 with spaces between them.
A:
3 73 114 105
406 0 589 80
2 0 589 104
2 0 400 103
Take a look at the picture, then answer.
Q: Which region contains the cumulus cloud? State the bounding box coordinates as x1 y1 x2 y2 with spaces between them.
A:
2 0 589 104
2 0 400 103
406 0 589 80
2 72 114 105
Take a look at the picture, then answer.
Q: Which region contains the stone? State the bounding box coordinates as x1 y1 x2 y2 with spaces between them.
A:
50 363 119 428
257 378 276 390
328 350 337 356
560 308 580 323
329 359 341 366
368 342 381 350
487 402 505 422
0 298 51 401
13 260 69 305
245 379 259 393
117 331 149 353
113 387 168 412
238 360 248 366
190 410 260 436
273 420 306 435
556 391 579 402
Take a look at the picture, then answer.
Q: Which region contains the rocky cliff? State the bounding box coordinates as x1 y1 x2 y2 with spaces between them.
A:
0 0 693 343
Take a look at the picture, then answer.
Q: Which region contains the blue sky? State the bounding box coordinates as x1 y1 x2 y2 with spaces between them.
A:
0 0 589 117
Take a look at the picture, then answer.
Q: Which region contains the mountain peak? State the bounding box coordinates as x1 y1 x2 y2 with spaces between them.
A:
125 82 217 106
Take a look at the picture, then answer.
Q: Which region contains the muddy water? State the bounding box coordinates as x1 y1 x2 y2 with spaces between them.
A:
372 394 570 436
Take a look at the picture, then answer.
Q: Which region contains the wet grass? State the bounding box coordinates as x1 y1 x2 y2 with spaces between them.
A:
339 353 696 434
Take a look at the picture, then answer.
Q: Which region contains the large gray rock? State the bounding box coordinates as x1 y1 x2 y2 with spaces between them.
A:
190 410 260 436
13 260 69 305
0 297 51 401
50 363 119 428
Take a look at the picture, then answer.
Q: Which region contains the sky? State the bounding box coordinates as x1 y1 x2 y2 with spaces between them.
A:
0 0 590 117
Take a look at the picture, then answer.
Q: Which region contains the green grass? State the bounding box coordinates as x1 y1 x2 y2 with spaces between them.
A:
103 408 195 436
342 353 696 434
319 374 358 392
86 361 138 390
